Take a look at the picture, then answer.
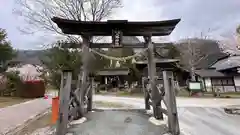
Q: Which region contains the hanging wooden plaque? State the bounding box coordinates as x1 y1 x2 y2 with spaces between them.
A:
112 29 123 48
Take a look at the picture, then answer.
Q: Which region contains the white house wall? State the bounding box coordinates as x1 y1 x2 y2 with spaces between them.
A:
234 76 240 91
223 86 236 92
204 78 212 92
206 77 237 92
234 76 240 86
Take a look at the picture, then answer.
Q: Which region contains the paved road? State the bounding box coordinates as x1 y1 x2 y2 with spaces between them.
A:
93 95 240 135
0 98 51 135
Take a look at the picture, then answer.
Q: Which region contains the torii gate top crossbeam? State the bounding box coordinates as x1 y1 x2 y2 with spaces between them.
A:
52 17 180 36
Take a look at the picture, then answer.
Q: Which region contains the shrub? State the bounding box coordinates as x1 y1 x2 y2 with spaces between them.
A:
48 70 62 90
3 71 23 96
1 71 46 98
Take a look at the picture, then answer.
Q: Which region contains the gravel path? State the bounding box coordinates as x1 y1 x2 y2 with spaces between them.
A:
0 98 51 135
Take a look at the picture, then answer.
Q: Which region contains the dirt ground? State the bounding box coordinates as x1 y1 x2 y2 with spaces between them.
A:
15 112 53 135
0 97 31 108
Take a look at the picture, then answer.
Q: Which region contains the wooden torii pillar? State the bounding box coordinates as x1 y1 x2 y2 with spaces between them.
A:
81 36 92 113
144 36 163 119
135 58 181 134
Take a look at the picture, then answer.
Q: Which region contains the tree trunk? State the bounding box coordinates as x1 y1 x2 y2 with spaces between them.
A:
190 66 196 81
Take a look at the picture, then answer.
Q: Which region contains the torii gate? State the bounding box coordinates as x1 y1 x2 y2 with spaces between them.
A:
52 17 181 135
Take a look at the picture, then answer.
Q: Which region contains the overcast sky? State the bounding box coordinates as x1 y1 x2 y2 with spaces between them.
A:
1 0 240 50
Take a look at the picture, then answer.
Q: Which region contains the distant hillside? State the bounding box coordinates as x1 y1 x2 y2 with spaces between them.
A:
12 38 228 70
12 50 47 66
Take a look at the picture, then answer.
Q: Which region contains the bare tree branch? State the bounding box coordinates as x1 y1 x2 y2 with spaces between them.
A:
13 0 121 42
177 36 217 81
218 31 240 55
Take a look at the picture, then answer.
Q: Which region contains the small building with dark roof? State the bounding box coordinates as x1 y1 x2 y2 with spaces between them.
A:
95 67 130 90
134 50 189 87
211 55 240 72
194 69 235 92
195 55 240 92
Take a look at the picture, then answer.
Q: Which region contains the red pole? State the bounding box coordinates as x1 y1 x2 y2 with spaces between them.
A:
51 96 59 124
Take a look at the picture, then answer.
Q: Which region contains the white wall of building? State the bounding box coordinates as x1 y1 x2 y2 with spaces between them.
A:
234 76 240 91
204 78 212 92
203 77 238 92
234 76 240 86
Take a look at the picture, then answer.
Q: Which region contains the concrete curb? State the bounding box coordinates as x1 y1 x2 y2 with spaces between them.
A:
4 107 51 135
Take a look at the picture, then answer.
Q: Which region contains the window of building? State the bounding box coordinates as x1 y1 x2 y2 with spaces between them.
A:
212 77 234 86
